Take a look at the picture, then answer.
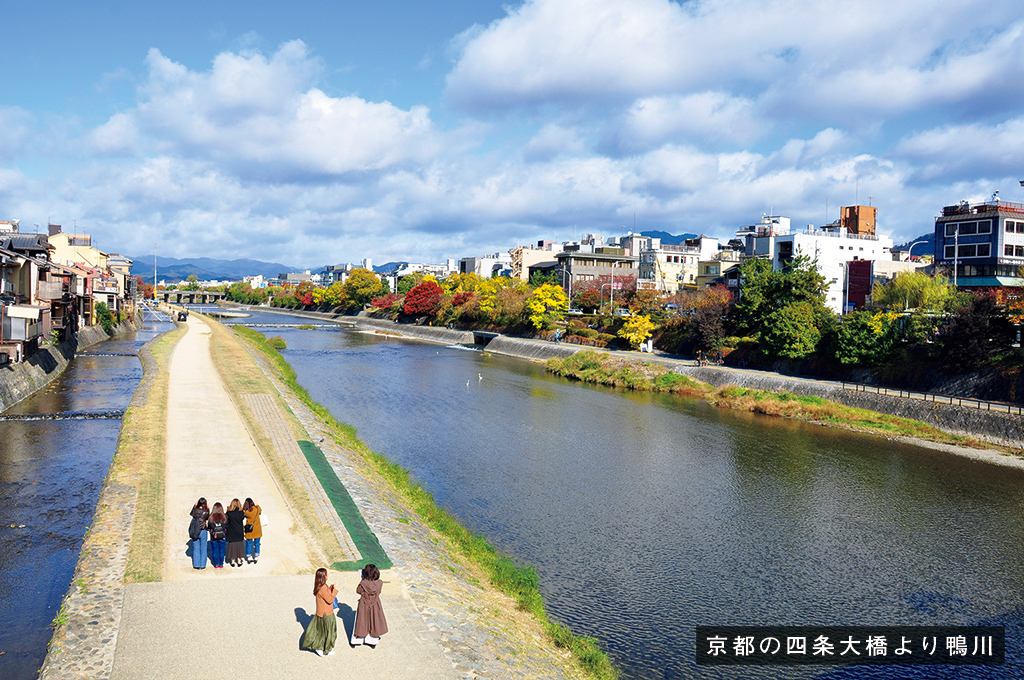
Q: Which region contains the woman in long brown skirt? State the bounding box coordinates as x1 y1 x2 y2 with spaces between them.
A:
351 563 388 646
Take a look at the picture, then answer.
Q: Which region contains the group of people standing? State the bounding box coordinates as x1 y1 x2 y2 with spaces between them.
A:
189 497 262 569
302 564 389 657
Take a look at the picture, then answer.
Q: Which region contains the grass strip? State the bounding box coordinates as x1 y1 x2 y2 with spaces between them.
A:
233 325 617 680
297 439 392 571
118 324 186 582
206 318 350 567
548 350 1014 454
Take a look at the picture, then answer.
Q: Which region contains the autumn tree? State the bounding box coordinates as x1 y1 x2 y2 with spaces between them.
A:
403 280 444 317
683 285 733 351
618 314 656 350
525 283 569 329
939 292 1014 370
760 302 821 359
341 268 385 310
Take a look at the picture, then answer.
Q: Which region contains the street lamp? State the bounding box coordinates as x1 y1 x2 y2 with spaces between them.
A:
907 240 928 260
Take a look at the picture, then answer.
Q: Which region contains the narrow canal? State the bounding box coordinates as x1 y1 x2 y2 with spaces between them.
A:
0 308 173 680
236 311 1024 679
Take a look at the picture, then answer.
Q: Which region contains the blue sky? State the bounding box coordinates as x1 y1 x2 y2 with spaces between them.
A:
2 0 1024 268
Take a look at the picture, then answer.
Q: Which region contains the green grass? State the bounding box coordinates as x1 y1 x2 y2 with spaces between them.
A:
234 327 617 680
547 351 1017 456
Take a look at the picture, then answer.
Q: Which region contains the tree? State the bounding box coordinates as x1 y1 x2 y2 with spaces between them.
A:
323 281 346 308
341 269 385 310
760 302 821 359
403 280 444 316
939 292 1014 369
684 285 733 351
872 271 955 312
832 310 900 365
528 270 559 287
185 274 200 291
618 315 656 350
95 301 116 334
525 283 569 329
735 255 828 332
628 288 662 315
397 273 422 296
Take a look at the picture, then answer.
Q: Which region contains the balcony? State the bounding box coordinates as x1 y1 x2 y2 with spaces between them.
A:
37 280 65 301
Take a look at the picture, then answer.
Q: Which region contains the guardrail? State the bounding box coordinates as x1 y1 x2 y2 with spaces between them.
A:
839 381 1024 416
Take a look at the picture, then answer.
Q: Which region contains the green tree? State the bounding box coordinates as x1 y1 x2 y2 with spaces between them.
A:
872 271 954 311
939 292 1014 369
525 283 569 329
185 274 200 291
832 310 900 365
528 270 559 288
760 302 821 359
95 301 116 335
397 273 422 296
736 255 828 332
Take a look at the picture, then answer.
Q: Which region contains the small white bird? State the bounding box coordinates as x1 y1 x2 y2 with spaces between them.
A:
466 380 470 387
478 373 483 381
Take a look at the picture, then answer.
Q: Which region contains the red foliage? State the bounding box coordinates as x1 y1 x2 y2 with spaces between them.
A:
300 291 314 306
371 293 403 309
452 291 475 307
403 281 444 316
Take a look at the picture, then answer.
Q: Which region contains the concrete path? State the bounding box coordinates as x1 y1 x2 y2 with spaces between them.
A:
162 314 315 579
112 315 458 679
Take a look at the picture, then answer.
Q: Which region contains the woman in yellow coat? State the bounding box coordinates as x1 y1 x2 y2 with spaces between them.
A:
243 497 262 564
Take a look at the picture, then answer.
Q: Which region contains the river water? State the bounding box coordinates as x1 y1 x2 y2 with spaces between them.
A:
234 311 1024 679
0 308 173 680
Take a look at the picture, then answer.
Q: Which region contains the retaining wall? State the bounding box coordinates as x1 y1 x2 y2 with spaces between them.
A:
484 336 581 362
0 320 139 413
662 363 1024 448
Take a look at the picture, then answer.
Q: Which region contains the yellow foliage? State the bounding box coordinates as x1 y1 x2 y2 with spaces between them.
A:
618 315 655 349
526 284 569 329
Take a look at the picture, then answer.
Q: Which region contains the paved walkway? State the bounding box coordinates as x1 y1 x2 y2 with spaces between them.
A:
111 315 460 679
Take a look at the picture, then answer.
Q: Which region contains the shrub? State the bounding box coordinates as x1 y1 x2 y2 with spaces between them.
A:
266 336 287 350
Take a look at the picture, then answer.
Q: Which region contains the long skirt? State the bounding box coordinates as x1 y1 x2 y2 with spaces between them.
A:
226 540 246 563
302 613 337 653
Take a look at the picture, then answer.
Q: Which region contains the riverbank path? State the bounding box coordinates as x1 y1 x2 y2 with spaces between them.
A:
109 315 457 679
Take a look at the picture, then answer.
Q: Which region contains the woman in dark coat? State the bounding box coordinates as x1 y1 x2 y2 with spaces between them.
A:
225 498 246 567
189 497 209 569
351 563 388 646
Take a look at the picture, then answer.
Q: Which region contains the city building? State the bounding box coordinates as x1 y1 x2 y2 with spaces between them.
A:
737 209 895 314
638 235 720 292
933 196 1024 289
509 242 560 281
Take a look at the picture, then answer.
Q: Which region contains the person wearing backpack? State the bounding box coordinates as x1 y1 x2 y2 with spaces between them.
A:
189 498 210 569
208 502 228 569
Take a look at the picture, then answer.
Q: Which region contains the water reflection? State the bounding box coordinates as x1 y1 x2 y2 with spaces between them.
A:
0 310 173 680
238 314 1024 679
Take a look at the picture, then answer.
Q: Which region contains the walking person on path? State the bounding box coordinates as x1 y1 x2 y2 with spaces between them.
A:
189 497 209 570
243 497 262 564
351 563 388 646
302 568 338 657
225 498 246 568
208 502 228 569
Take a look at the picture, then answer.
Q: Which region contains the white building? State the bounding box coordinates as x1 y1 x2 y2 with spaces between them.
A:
737 210 894 314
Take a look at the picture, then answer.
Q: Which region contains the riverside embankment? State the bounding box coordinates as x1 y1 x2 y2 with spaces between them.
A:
41 310 600 680
220 313 1024 679
222 304 1024 449
0 317 142 413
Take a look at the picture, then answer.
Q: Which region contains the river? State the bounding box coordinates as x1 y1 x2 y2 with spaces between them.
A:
0 308 173 680
233 311 1024 679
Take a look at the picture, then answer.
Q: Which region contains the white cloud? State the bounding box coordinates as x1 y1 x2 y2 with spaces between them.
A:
895 117 1024 181
619 92 764 150
111 41 440 178
447 0 1024 127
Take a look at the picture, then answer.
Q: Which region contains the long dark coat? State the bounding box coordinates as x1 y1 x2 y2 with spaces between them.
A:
354 578 388 638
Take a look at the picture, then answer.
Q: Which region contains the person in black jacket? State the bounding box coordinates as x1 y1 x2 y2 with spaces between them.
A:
226 498 247 567
190 498 210 570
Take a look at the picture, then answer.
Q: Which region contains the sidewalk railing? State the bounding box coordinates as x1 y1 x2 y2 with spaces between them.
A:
839 381 1024 416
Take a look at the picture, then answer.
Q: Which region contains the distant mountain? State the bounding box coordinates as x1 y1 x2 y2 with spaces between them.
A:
892 233 934 256
639 230 701 245
130 255 299 284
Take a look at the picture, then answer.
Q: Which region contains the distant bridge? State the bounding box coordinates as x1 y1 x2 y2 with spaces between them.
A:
160 291 226 304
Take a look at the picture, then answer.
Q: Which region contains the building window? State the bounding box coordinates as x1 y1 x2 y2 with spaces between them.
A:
977 243 990 257
978 220 992 234
1007 245 1014 257
1018 245 1024 257
1007 221 1015 233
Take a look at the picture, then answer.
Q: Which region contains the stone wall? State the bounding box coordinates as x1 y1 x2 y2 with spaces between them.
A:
0 319 139 413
